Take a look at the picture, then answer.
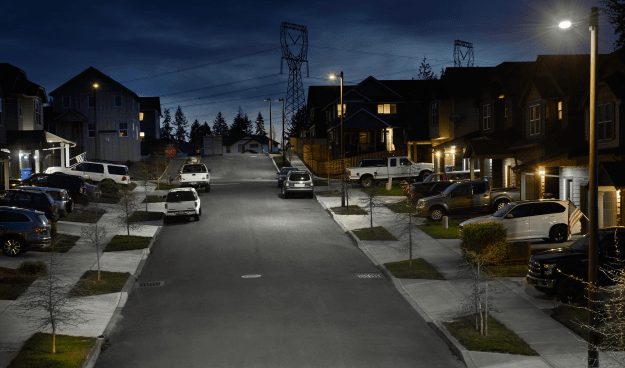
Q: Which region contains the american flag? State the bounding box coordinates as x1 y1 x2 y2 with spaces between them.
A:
568 200 587 238
75 152 86 163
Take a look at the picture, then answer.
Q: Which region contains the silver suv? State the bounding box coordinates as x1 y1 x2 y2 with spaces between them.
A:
281 171 314 199
0 206 52 256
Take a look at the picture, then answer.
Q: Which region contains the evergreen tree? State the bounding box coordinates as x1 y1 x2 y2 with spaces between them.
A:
160 108 173 139
602 0 625 50
200 121 211 136
440 67 446 78
189 119 202 151
243 112 254 135
212 112 229 137
230 107 249 138
418 56 438 80
287 107 308 137
173 106 189 142
255 112 267 135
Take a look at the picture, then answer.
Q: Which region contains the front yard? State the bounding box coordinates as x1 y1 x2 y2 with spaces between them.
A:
418 220 461 239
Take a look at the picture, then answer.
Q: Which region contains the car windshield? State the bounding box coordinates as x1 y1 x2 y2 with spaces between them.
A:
166 191 195 202
570 232 612 251
492 203 516 217
289 174 310 181
280 168 296 175
182 165 206 173
441 184 460 196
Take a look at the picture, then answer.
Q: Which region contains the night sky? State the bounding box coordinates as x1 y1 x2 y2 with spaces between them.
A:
4 0 619 138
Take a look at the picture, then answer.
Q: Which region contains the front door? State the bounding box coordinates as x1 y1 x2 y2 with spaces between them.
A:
447 183 472 214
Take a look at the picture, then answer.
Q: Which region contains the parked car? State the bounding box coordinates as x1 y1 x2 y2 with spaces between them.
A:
415 180 521 221
347 156 433 188
46 161 131 185
281 170 314 199
358 159 385 168
163 188 201 222
406 181 455 204
178 163 211 193
526 226 625 302
277 167 299 188
16 173 88 202
0 206 52 256
458 199 577 243
0 189 59 222
85 181 101 201
14 186 73 217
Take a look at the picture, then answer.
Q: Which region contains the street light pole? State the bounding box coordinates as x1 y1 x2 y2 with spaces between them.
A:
276 98 284 163
264 98 272 152
93 83 99 161
329 71 346 207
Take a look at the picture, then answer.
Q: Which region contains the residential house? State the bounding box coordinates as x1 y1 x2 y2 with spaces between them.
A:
139 97 162 155
222 134 278 154
47 66 141 163
304 85 350 140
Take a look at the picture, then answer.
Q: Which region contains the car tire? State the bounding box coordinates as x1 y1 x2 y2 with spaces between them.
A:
205 184 210 193
549 225 568 243
282 187 288 199
360 176 374 188
428 206 445 222
2 236 23 256
194 214 200 221
199 208 202 216
556 276 585 303
66 200 75 214
494 199 509 211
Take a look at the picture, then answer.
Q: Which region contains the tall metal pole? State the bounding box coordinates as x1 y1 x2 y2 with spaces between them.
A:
93 83 99 161
340 71 345 207
277 98 285 163
264 99 272 152
588 6 599 368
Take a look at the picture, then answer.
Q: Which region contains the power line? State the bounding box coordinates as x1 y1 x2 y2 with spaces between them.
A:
310 44 452 62
159 73 281 97
162 81 286 106
121 47 280 83
163 92 285 110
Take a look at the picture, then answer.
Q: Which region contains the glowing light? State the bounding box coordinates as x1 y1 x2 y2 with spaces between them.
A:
539 169 546 176
436 151 441 157
498 94 505 99
559 21 572 29
93 83 99 88
328 74 336 80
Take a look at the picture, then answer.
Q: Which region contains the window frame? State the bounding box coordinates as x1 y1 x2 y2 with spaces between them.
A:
336 104 346 117
88 123 95 138
598 103 613 141
377 103 397 115
34 99 42 126
114 96 123 108
529 103 541 137
482 103 491 130
62 96 71 108
558 101 563 120
119 122 128 137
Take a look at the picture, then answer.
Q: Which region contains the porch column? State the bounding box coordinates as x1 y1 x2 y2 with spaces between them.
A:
620 190 625 226
598 191 605 229
61 144 66 168
469 158 475 180
65 144 70 167
520 172 526 200
479 158 485 180
535 169 543 199
34 150 40 173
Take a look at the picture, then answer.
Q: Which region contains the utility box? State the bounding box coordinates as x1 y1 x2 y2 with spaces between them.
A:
203 135 223 156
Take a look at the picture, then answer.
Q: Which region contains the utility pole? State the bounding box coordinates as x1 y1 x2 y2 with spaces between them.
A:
93 83 99 160
277 98 285 163
264 98 272 152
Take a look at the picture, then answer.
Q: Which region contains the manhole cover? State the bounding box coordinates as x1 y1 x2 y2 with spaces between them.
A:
241 274 261 278
137 281 165 288
355 273 384 279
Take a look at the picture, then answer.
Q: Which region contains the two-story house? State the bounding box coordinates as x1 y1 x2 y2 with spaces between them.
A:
48 66 141 163
139 97 162 155
304 85 349 140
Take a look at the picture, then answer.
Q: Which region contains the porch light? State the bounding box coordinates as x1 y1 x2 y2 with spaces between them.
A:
449 148 455 154
140 132 145 137
436 151 441 157
498 94 505 99
539 169 545 176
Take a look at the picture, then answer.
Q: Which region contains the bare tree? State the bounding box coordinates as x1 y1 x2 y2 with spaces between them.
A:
81 200 107 282
360 186 385 230
18 250 89 354
115 186 142 243
388 200 420 267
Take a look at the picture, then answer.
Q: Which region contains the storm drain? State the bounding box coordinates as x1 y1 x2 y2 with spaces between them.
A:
137 281 164 288
355 273 384 279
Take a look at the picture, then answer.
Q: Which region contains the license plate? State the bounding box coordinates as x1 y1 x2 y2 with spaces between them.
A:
294 184 304 187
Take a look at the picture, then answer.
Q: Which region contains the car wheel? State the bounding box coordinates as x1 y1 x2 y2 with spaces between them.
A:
205 184 210 193
199 208 202 216
2 236 23 256
557 276 585 303
495 199 509 211
549 225 568 243
428 206 445 221
194 214 200 221
360 177 374 188
282 187 288 199
66 200 75 214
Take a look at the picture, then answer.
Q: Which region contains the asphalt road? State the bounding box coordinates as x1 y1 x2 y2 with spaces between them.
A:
96 153 464 368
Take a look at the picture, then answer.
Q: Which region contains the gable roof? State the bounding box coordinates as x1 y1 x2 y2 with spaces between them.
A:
0 63 47 102
307 85 355 109
484 62 535 104
139 97 162 116
442 67 495 98
333 108 391 130
49 66 139 99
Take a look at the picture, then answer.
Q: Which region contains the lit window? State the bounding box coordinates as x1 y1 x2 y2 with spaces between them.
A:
140 112 144 121
558 101 563 120
504 101 509 117
336 104 346 117
119 122 128 137
598 104 613 141
114 96 123 107
88 123 95 138
483 104 491 130
377 104 397 114
140 132 145 142
529 104 541 136
431 102 438 126
62 96 71 108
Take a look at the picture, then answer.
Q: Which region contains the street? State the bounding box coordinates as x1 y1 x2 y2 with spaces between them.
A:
95 153 463 368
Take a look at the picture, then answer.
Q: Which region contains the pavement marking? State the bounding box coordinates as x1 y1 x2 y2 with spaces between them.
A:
355 273 384 279
241 274 261 278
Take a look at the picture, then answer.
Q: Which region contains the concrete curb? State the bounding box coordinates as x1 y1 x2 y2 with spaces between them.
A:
80 337 104 368
315 195 474 368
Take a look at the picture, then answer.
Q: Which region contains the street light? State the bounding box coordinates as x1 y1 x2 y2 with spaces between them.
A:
329 71 346 206
276 98 284 163
93 83 99 160
560 7 599 367
264 98 272 152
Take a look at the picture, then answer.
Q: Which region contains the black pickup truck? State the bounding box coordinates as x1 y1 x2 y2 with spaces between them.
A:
527 226 625 302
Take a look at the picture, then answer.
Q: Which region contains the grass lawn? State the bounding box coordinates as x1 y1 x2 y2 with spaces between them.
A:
385 259 445 279
33 234 80 253
273 155 290 170
61 207 106 223
97 182 139 204
544 304 589 342
127 211 164 222
312 179 328 186
330 205 368 215
444 314 539 356
150 182 179 190
8 332 97 368
352 226 398 241
70 270 131 297
0 267 38 300
361 181 406 196
385 200 414 214
418 220 462 239
143 195 166 203
104 235 152 252
315 190 342 197
485 264 529 277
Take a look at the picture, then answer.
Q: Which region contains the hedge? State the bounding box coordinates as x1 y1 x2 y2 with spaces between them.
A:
460 222 508 260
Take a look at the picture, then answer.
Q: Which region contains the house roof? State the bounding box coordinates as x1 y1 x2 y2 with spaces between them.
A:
484 62 535 104
308 85 355 110
0 63 48 102
3 130 72 150
463 128 519 158
49 66 139 99
332 108 391 130
44 106 88 122
139 97 163 116
442 67 495 98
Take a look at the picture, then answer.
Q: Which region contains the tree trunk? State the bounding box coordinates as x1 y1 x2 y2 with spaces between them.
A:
52 326 56 354
409 213 413 268
485 282 489 337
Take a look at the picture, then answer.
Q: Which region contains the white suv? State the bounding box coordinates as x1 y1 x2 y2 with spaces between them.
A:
459 199 578 243
46 162 131 185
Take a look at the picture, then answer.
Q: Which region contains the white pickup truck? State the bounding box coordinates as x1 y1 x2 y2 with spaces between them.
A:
347 156 433 188
178 163 211 193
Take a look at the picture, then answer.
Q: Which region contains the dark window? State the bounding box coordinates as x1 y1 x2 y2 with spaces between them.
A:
62 96 71 108
166 191 196 202
75 163 90 171
1 212 30 222
390 158 397 167
90 164 104 174
0 191 12 201
452 184 471 196
108 166 128 175
289 174 310 181
182 165 207 173
47 191 61 200
31 175 48 185
598 104 613 141
400 158 410 166
507 204 533 218
472 182 487 195
16 192 32 202
88 123 95 138
114 96 123 107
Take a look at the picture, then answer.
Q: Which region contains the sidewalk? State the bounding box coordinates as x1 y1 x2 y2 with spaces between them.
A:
0 182 164 367
281 152 613 368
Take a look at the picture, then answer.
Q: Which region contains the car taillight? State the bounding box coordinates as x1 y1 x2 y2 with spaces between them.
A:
348 170 351 175
79 187 83 194
34 227 44 233
122 176 127 181
411 193 415 198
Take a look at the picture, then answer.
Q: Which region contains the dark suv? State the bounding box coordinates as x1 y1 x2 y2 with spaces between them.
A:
527 226 625 302
0 189 59 222
0 206 52 256
17 173 88 202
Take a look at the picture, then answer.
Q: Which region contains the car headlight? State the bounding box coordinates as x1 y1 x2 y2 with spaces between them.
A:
285 183 289 187
543 264 557 275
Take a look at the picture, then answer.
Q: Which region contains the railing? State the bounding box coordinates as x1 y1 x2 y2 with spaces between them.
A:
300 144 406 176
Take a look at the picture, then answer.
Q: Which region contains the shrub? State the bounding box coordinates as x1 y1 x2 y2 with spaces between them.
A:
99 180 120 195
460 222 508 263
50 223 57 237
17 260 47 276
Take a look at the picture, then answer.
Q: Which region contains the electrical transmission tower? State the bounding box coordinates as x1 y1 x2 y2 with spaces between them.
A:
453 40 474 67
280 22 309 136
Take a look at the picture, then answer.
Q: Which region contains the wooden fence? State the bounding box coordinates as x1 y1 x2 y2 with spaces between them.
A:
299 144 407 176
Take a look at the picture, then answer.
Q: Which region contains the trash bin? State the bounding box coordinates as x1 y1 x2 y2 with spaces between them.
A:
20 168 32 179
